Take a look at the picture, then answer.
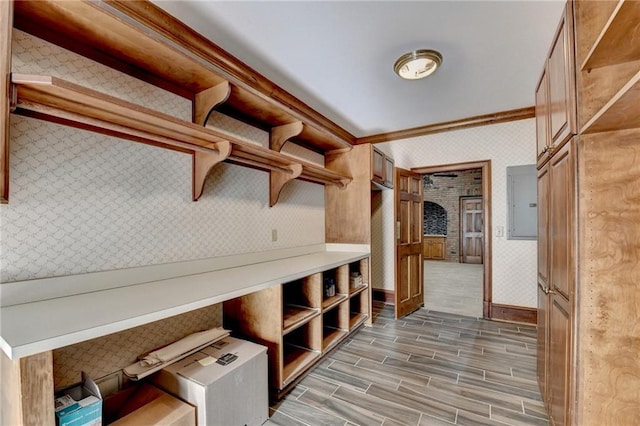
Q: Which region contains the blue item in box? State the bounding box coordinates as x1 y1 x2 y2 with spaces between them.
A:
54 372 102 426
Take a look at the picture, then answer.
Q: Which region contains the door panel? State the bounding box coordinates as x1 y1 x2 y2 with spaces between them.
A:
395 168 424 319
549 143 574 300
461 197 483 264
537 164 550 290
537 280 549 406
549 293 571 426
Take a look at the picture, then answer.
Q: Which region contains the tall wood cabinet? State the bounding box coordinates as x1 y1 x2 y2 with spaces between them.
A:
537 1 640 424
535 2 577 167
536 6 577 423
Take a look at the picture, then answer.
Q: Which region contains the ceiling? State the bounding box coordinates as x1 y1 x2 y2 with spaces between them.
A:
152 1 566 139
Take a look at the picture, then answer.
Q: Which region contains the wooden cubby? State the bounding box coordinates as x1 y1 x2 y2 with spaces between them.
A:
282 277 321 334
223 256 369 396
577 0 640 134
321 303 349 352
281 317 322 387
3 0 354 205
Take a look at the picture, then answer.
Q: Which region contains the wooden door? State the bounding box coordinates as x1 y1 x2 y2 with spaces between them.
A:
537 162 551 406
547 2 576 148
394 167 423 318
537 280 550 407
537 164 550 290
548 140 575 426
460 197 483 264
535 67 550 161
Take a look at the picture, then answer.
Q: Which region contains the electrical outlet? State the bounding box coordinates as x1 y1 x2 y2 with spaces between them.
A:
272 229 278 242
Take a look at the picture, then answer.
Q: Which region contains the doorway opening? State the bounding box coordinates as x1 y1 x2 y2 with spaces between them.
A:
412 161 492 318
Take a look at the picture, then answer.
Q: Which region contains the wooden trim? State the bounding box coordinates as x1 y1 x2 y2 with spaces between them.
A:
356 107 535 145
0 0 12 204
412 160 492 319
104 0 356 146
1 351 55 426
491 303 537 325
372 289 395 305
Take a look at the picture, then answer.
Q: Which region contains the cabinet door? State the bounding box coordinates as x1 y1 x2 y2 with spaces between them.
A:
537 280 549 407
549 141 575 301
535 67 550 162
384 156 394 188
547 139 575 426
372 147 384 184
423 240 431 259
548 293 571 426
537 164 550 290
547 2 576 149
432 238 445 260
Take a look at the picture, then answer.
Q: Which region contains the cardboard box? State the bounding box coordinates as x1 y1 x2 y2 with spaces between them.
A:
152 336 268 426
54 372 102 426
108 384 195 426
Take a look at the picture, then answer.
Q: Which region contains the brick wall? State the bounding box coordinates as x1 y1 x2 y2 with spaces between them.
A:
423 169 482 262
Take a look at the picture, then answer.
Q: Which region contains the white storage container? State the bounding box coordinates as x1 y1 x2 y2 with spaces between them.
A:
151 337 268 426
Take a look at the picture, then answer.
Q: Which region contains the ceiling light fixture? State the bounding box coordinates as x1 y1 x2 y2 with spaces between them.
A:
394 49 443 80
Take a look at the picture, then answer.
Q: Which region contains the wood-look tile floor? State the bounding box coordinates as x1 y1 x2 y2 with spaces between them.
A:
266 302 548 426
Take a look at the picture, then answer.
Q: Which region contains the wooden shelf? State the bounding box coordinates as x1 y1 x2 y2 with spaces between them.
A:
349 284 368 297
10 74 351 204
349 313 368 330
581 70 640 134
322 294 348 311
282 306 320 335
322 327 348 351
282 345 321 386
581 0 640 71
13 0 354 154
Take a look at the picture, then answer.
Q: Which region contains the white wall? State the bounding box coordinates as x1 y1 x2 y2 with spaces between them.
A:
0 30 326 283
376 119 538 308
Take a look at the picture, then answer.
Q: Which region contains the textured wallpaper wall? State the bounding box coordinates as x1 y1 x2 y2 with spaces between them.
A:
1 30 325 283
376 119 538 308
2 30 326 386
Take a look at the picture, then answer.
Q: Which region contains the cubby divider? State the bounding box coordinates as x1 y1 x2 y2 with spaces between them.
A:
223 255 370 396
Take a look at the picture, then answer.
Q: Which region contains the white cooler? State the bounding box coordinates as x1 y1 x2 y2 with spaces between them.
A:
151 336 268 426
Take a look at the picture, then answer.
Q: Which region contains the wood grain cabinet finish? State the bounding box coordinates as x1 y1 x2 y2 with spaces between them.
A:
423 236 445 260
535 2 577 168
537 139 575 426
537 2 640 424
223 258 370 398
371 146 394 189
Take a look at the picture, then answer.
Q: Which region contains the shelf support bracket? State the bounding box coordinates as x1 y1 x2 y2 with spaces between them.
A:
336 178 351 189
192 141 232 201
193 81 231 126
269 163 302 207
270 121 303 152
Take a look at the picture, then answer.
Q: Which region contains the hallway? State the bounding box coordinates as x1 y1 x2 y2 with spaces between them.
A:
424 260 483 317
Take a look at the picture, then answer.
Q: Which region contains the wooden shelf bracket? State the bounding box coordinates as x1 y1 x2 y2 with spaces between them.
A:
270 121 303 152
269 163 302 207
193 81 231 126
192 141 232 201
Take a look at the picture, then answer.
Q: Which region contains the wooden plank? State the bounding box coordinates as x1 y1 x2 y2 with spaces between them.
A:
576 129 640 425
1 351 55 426
104 0 356 149
13 0 224 95
490 304 537 325
581 0 640 70
356 107 535 145
581 69 640 134
325 144 372 244
0 0 12 203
